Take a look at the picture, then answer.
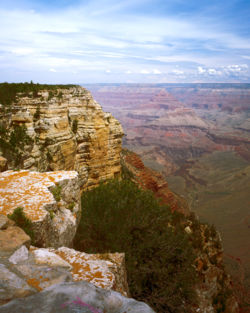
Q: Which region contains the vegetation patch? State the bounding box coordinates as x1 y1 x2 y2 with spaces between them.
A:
74 179 198 313
67 202 75 211
0 124 33 167
72 119 78 134
7 207 35 244
0 82 77 106
50 184 62 202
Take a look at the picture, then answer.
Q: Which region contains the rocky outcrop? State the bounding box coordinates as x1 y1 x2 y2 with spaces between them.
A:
0 86 123 190
0 170 81 247
0 281 155 313
0 219 131 307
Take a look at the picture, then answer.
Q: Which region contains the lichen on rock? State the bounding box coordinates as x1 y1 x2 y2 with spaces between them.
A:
0 170 81 247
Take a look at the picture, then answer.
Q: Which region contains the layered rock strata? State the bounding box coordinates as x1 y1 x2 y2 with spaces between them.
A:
0 170 81 247
0 86 123 189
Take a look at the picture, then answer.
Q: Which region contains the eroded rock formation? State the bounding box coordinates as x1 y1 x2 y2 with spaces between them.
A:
0 86 123 190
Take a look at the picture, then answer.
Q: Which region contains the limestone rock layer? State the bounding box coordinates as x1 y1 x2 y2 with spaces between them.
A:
0 86 123 190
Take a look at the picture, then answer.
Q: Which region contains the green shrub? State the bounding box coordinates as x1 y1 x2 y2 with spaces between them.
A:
34 106 41 120
48 210 55 219
72 119 78 134
0 82 77 106
74 179 197 313
46 151 53 162
0 124 33 167
50 184 62 202
7 207 35 244
48 91 54 100
67 202 75 211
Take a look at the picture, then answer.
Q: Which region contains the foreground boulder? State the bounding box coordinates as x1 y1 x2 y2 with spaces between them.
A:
0 237 129 305
0 170 80 247
0 281 155 313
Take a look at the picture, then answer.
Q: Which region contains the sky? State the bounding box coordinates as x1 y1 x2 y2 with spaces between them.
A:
0 0 250 83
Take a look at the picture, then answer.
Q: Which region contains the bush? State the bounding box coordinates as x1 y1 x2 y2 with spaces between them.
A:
0 82 77 106
7 207 35 244
74 179 197 313
72 119 78 134
50 184 62 202
0 124 33 167
34 106 41 120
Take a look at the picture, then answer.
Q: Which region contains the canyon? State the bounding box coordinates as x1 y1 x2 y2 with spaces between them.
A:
88 83 250 310
0 83 242 312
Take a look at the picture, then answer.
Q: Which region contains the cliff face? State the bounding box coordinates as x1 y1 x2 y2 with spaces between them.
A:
0 86 123 189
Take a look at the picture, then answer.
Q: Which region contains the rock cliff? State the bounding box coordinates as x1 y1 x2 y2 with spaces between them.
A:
0 86 123 189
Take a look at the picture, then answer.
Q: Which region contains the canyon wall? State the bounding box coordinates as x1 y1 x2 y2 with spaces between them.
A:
0 86 123 190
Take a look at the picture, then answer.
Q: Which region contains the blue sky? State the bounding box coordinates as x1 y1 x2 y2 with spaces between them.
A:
0 0 250 83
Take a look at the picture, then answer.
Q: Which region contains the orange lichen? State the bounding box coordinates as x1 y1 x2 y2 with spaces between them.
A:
0 170 77 221
26 278 42 291
49 247 115 290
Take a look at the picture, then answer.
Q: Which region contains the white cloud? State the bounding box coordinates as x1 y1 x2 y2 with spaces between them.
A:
198 66 206 74
11 48 34 55
152 69 161 74
172 69 184 75
208 68 217 75
0 1 249 83
140 69 150 74
49 68 57 72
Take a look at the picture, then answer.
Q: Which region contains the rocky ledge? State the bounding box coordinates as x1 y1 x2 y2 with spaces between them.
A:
0 216 132 308
0 170 80 247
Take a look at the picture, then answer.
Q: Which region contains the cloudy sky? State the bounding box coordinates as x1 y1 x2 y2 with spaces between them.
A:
0 0 250 83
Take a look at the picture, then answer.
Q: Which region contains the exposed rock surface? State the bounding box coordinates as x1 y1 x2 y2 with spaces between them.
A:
0 281 155 313
122 149 189 214
0 226 30 255
0 86 123 190
0 170 81 247
0 219 129 305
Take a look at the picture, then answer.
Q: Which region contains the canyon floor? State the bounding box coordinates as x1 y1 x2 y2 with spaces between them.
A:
87 83 250 307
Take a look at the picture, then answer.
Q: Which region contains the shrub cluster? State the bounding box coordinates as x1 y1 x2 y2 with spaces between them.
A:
72 119 78 134
0 124 33 166
0 82 77 106
74 179 197 313
7 207 35 244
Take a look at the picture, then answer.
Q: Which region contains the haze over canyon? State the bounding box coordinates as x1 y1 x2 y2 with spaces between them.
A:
88 83 250 304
